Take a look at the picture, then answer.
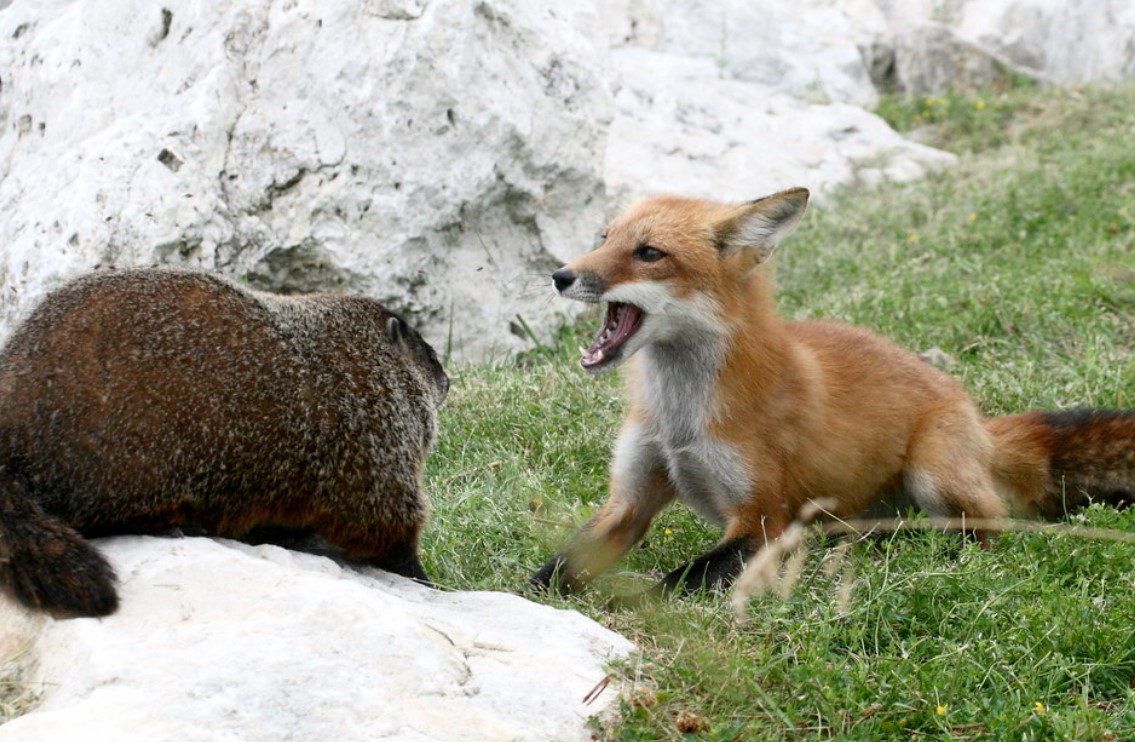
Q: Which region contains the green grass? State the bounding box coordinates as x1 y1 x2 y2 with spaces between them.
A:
873 77 1037 154
423 83 1135 740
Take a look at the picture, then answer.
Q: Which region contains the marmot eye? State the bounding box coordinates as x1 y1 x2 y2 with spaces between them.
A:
633 245 666 262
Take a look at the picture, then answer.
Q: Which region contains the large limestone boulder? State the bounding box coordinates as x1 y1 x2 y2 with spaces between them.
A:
871 0 1135 93
596 1 957 204
864 23 1033 95
604 47 957 206
954 0 1135 84
4 0 1133 361
0 537 633 741
649 0 885 107
0 0 610 360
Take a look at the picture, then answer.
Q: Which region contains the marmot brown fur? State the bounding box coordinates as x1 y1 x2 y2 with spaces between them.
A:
0 268 448 618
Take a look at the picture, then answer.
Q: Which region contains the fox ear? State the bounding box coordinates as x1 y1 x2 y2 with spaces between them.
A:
715 187 809 263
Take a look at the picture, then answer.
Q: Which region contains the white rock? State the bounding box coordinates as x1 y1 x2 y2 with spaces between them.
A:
865 22 1030 96
954 0 1135 84
601 0 886 107
0 0 611 360
872 0 968 28
598 0 668 50
872 0 1135 91
660 0 885 107
4 0 1132 363
595 2 958 205
604 48 957 206
0 537 633 742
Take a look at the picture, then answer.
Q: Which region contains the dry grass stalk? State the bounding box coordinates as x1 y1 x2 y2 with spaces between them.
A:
0 642 41 724
731 499 836 622
732 503 1135 620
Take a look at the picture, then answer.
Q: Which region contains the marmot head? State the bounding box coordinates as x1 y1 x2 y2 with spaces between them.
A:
386 313 449 406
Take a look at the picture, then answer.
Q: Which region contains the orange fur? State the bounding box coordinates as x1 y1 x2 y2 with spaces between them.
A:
531 188 1135 596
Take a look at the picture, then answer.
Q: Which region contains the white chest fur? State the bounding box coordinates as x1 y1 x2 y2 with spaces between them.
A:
631 343 751 526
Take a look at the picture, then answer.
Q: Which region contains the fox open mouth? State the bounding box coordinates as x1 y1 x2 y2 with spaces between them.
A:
580 302 644 370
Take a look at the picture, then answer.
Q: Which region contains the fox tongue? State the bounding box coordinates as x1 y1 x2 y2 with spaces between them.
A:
580 302 642 368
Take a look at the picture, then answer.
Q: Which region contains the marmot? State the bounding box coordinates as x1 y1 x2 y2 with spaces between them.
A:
0 268 449 618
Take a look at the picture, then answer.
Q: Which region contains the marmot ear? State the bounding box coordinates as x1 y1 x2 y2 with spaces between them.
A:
715 187 809 263
386 316 407 348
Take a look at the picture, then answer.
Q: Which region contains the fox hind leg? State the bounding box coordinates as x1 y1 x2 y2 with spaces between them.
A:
650 535 759 598
905 407 1008 541
646 497 792 598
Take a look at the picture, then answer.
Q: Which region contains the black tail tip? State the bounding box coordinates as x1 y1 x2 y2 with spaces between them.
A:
4 538 120 618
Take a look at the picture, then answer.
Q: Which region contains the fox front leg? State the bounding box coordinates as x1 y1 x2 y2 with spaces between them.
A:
531 424 676 593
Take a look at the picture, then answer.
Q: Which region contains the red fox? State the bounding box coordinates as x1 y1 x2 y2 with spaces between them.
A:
530 187 1135 596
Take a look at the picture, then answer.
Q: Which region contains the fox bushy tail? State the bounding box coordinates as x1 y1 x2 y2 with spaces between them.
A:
986 409 1135 519
0 472 118 617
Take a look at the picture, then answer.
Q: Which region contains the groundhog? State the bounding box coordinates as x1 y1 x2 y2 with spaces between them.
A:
0 267 449 618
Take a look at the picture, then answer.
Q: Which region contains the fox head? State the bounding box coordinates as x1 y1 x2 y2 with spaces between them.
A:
552 187 809 372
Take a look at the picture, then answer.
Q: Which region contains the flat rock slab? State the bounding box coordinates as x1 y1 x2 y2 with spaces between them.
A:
0 537 633 741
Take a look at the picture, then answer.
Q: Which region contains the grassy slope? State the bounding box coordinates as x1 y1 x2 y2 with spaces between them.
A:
423 83 1135 740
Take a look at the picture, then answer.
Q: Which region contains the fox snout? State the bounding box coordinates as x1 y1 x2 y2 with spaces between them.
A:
551 268 605 303
551 268 575 293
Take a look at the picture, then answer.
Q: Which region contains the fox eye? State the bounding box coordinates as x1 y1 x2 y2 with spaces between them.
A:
633 245 666 263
